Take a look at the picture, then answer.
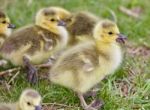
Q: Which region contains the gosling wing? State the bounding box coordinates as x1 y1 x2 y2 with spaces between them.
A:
0 103 16 110
50 41 99 75
0 25 58 55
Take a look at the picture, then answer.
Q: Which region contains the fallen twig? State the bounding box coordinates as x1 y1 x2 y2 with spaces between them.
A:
35 63 52 68
119 6 141 19
4 81 11 91
0 63 52 76
8 71 20 84
27 0 32 6
0 67 21 76
42 103 80 109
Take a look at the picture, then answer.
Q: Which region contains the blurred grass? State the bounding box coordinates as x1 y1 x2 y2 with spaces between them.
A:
0 0 150 110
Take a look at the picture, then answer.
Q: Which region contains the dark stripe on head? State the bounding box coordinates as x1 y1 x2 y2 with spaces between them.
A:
0 11 6 18
26 90 40 98
43 8 56 16
102 21 115 28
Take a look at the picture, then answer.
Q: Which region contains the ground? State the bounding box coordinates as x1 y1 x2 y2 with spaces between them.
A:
0 0 150 110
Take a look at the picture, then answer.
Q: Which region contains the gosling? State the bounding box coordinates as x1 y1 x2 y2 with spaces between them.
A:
0 11 15 46
0 7 69 84
0 89 42 110
49 20 126 110
64 11 99 45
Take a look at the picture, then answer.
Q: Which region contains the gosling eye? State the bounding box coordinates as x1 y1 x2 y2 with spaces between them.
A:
108 32 113 35
27 102 32 106
50 18 55 22
2 21 6 24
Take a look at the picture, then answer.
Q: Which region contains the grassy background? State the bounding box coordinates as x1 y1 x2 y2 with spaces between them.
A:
0 0 150 110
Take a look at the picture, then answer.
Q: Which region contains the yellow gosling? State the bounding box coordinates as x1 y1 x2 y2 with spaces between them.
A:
49 20 126 110
0 89 42 110
0 7 69 83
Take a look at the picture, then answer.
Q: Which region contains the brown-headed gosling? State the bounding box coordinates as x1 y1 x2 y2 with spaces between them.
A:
64 11 99 45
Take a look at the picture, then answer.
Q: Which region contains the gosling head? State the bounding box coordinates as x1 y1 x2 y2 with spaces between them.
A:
19 89 42 110
0 11 15 36
35 7 69 34
93 20 126 44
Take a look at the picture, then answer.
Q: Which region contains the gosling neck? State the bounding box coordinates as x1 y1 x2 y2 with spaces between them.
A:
0 34 7 46
16 102 22 110
36 23 59 35
57 26 69 48
95 39 117 52
0 29 11 37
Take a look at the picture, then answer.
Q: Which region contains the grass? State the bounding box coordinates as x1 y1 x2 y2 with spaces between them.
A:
0 0 150 110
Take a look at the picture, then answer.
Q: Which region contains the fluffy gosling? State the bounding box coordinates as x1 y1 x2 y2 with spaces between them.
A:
0 7 69 84
0 11 15 46
49 20 126 110
0 89 42 110
64 11 99 45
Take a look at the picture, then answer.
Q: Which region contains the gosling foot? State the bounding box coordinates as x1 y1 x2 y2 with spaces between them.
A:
77 92 103 110
89 99 104 110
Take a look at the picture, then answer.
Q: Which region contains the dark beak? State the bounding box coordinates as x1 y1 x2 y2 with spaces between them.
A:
35 105 42 110
116 33 127 44
7 23 16 29
57 20 66 26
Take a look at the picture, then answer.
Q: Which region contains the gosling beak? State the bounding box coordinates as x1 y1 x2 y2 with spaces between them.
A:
116 33 127 44
35 105 42 110
57 20 66 26
7 23 16 29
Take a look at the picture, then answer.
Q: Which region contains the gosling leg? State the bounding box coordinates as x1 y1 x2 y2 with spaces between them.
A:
23 56 38 84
